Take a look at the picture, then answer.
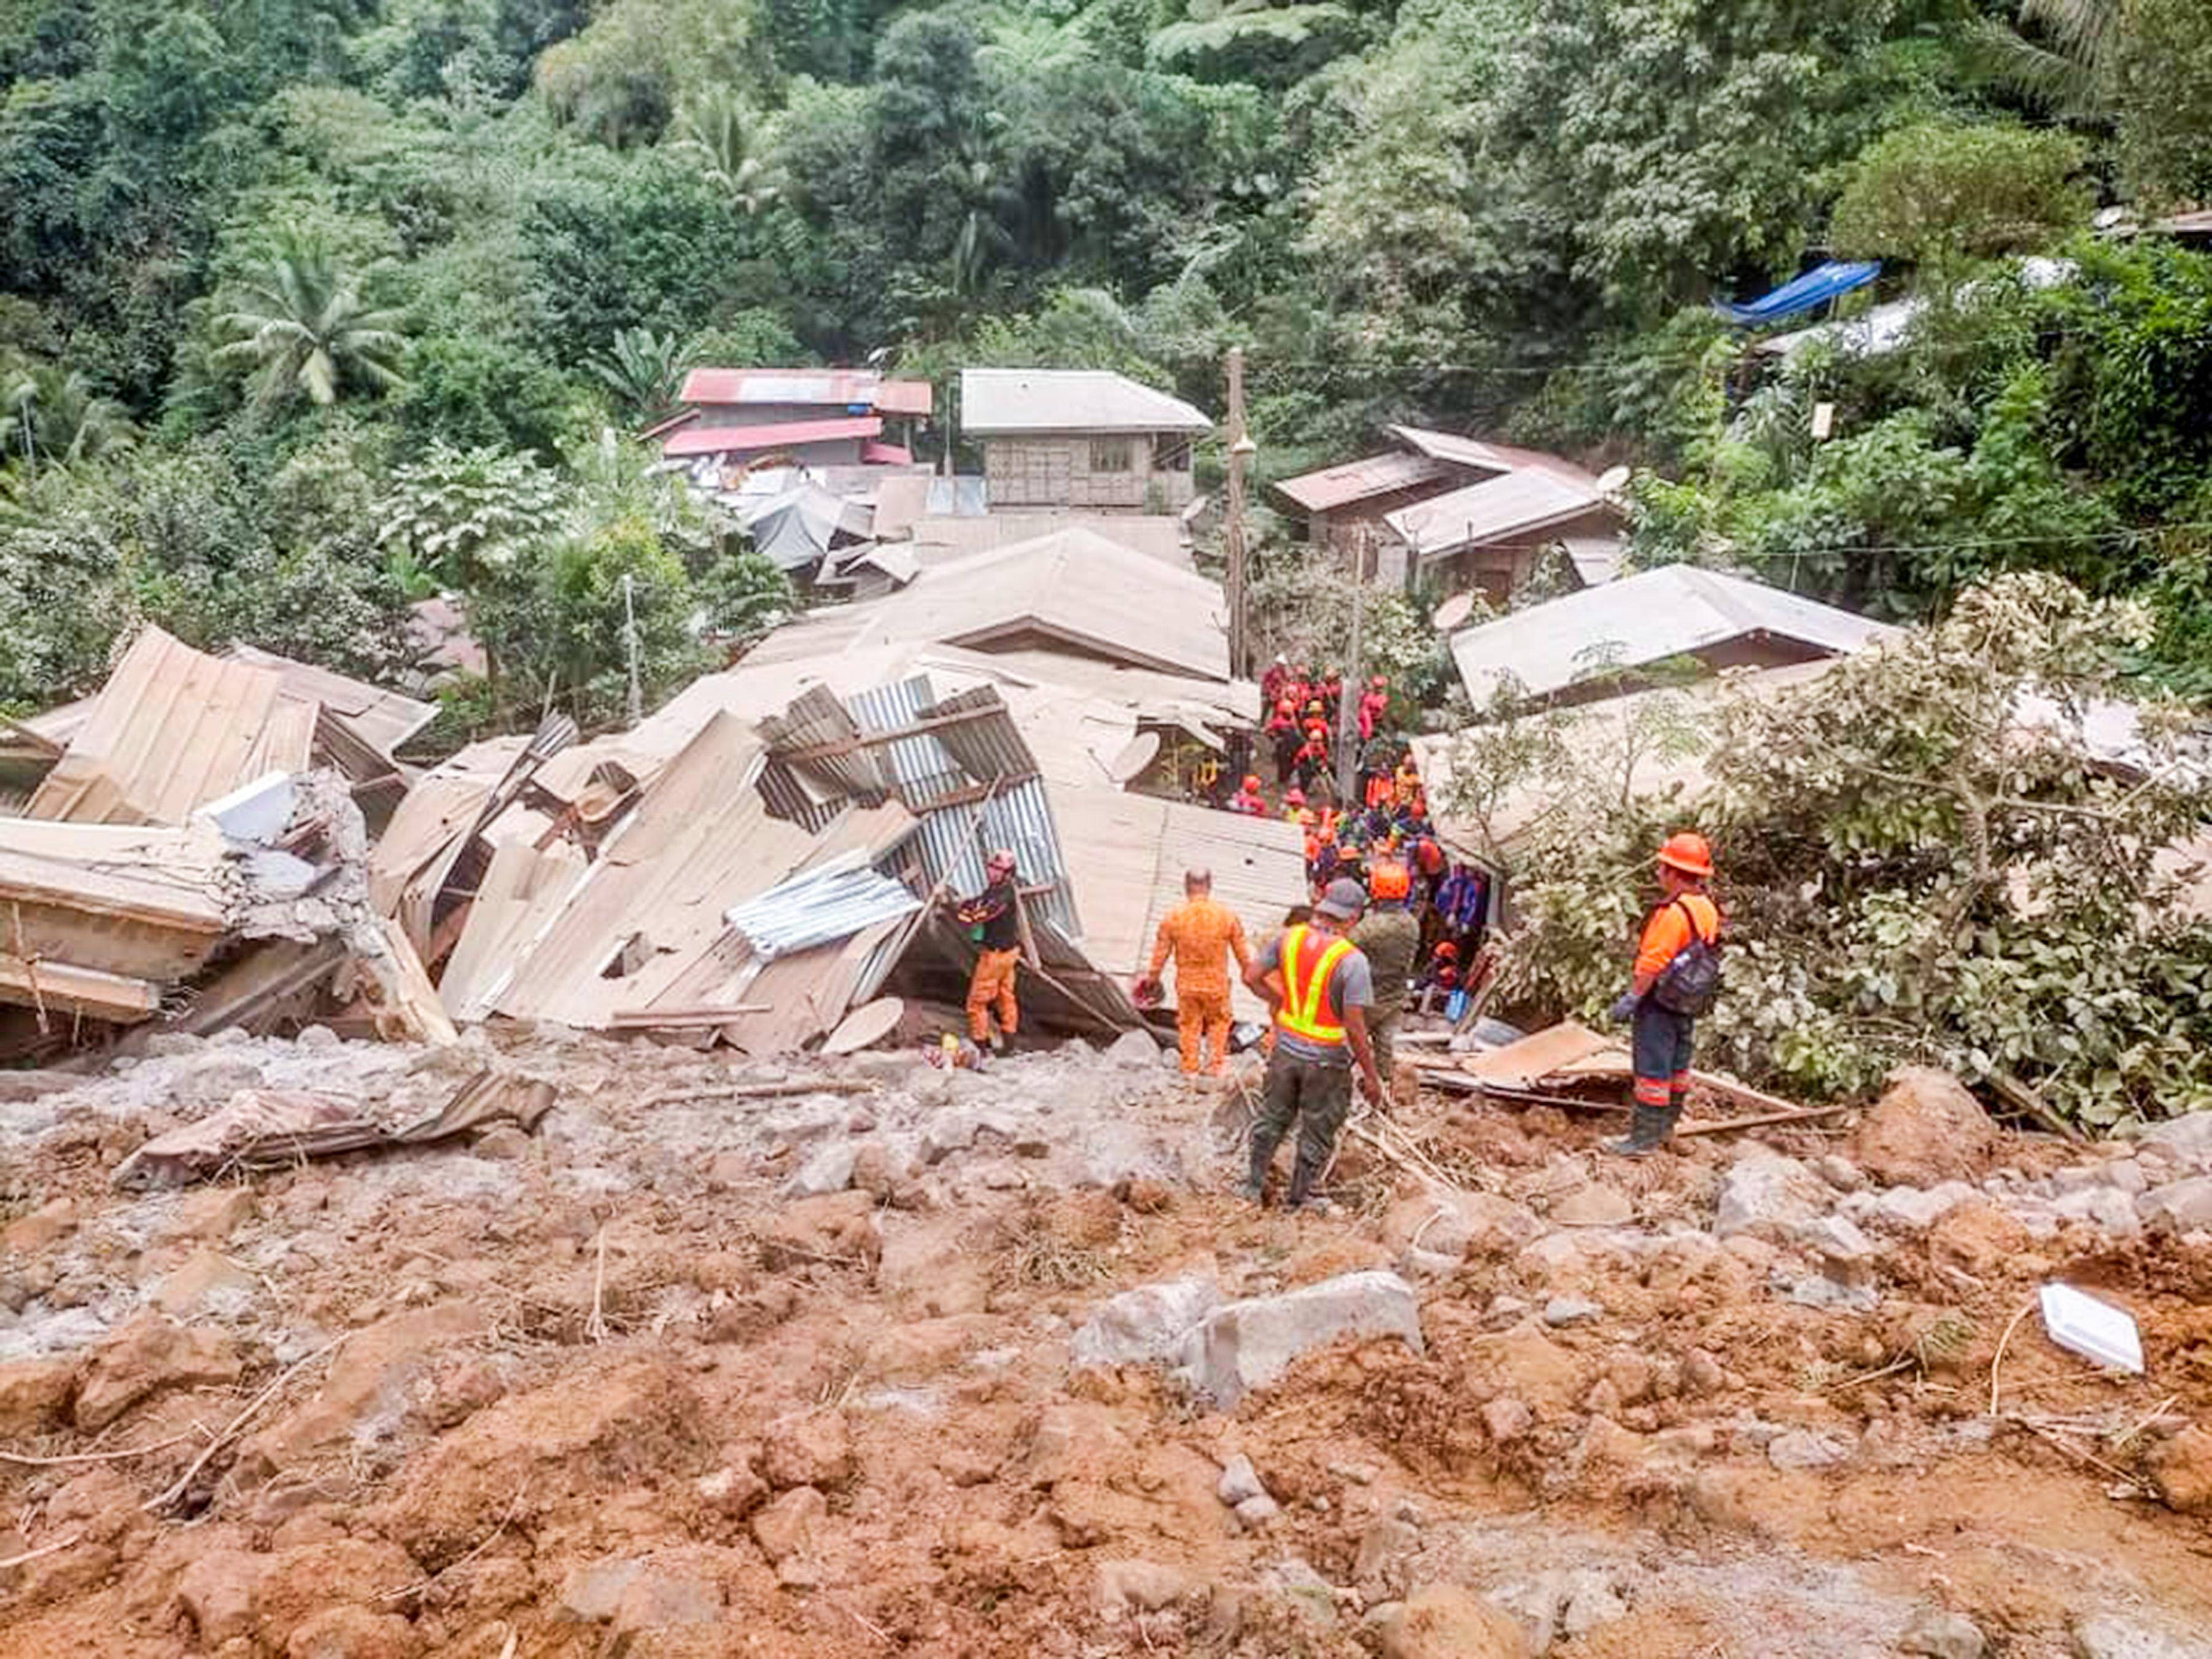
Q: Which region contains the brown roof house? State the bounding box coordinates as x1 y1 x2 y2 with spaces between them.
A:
1273 426 1626 599
960 369 1212 512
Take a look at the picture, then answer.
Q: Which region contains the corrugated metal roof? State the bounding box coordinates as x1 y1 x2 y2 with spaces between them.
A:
1448 567 1895 705
664 417 882 458
725 858 919 960
1386 426 1520 474
227 645 436 757
1386 468 1610 558
677 369 931 416
960 369 1212 436
861 439 915 465
1271 451 1452 514
909 512 1188 568
26 627 307 825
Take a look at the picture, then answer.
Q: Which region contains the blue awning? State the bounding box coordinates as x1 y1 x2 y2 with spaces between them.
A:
1713 259 1881 326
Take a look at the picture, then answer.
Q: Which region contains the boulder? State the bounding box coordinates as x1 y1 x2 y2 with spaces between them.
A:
1872 1183 1974 1233
74 1314 243 1432
1713 1152 1829 1241
2072 1614 2202 1659
749 1486 826 1564
2138 1177 2212 1235
761 1411 853 1491
783 1143 857 1198
154 1249 258 1317
1216 1454 1268 1507
1097 1559 1196 1617
1855 1069 1997 1187
241 1301 488 1473
1071 1276 1220 1369
2148 1425 2212 1515
0 1356 76 1437
1381 1585 1530 1659
1177 1271 1424 1409
1899 1606 1988 1659
1381 1192 1542 1262
2135 1112 2212 1166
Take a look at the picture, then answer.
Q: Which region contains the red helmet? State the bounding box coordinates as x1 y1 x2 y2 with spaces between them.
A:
1368 860 1410 901
1370 675 1386 688
1657 831 1714 878
1435 941 1459 959
1241 774 1261 792
1284 786 1306 806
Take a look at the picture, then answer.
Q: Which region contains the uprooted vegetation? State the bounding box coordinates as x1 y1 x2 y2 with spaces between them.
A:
1451 574 2212 1131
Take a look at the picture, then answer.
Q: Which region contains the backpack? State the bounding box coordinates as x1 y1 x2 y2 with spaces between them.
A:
1650 898 1723 1016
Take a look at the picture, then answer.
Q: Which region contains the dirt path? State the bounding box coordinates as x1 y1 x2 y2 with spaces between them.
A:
1 1028 2207 1657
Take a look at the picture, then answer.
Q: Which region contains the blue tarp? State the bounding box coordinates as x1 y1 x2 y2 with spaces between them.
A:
1712 259 1881 326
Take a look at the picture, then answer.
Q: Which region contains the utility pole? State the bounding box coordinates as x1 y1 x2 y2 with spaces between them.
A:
1336 524 1370 806
621 572 643 726
1223 345 1253 681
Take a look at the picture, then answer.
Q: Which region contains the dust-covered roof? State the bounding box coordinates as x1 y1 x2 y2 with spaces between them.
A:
960 369 1212 436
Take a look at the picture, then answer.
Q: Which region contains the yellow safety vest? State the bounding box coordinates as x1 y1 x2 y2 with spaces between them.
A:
1276 923 1352 1046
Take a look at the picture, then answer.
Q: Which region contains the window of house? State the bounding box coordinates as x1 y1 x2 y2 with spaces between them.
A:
1158 439 1193 473
1089 436 1135 474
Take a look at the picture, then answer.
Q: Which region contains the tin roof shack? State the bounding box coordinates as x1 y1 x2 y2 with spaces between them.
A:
655 369 933 469
1447 565 1893 713
960 369 1212 513
1273 428 1626 592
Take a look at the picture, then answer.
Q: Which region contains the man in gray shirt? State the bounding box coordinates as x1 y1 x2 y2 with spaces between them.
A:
1240 878 1385 1210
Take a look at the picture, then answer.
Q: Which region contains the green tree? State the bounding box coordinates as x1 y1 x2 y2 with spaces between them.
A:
672 90 782 214
589 326 687 422
4 363 135 473
214 232 409 408
1829 122 2090 264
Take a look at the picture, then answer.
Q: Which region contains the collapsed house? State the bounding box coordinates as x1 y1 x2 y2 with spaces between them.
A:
371 543 1302 1052
0 629 449 1061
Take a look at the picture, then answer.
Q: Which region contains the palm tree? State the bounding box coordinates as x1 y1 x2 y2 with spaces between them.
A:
673 91 782 216
1972 0 2128 119
589 327 688 422
214 231 409 408
4 364 135 476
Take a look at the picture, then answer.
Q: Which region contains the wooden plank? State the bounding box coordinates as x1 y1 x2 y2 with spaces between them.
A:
1685 1068 1818 1118
0 958 162 1022
367 918 460 1045
1674 1102 1857 1137
168 938 347 1038
608 1004 773 1029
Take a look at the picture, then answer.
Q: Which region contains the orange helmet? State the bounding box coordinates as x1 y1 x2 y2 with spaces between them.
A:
1241 774 1261 792
1657 831 1714 877
1434 941 1458 959
1368 860 1410 901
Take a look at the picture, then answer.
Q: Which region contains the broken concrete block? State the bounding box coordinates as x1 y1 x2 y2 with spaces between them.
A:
1872 1184 1971 1232
1071 1276 1220 1368
1178 1271 1423 1409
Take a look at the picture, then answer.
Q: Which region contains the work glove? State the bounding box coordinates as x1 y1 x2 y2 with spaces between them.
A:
1607 991 1641 1024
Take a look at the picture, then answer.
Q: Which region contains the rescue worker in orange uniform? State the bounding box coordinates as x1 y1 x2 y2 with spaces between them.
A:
1241 878 1385 1210
1136 868 1254 1076
1347 860 1421 1083
953 849 1024 1055
1607 833 1722 1157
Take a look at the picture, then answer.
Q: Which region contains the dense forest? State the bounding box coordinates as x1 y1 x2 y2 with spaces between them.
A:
3 0 2211 730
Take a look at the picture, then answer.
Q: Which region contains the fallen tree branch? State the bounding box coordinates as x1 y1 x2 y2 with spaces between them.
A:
143 1334 348 1514
0 1427 202 1467
1988 1296 2038 1418
1674 1102 1857 1137
0 1532 84 1570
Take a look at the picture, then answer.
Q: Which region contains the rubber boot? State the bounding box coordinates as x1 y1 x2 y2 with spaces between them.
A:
1607 1105 1670 1158
1241 1134 1277 1203
1286 1152 1328 1212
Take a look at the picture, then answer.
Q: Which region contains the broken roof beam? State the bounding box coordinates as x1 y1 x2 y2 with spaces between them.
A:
771 700 1017 764
0 958 164 1023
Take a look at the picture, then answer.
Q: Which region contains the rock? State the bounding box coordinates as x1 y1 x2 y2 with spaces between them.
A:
1178 1271 1424 1409
1873 1184 1972 1232
1481 1326 1583 1413
1856 1069 1998 1186
847 1050 927 1084
241 1302 488 1472
1550 1182 1633 1227
850 1141 898 1199
1071 1276 1220 1368
1559 1571 1628 1637
75 1314 244 1432
0 1356 76 1437
1235 1494 1281 1527
1816 1154 1867 1192
2138 1177 2212 1234
1381 1585 1531 1659
2072 1614 2201 1659
761 1410 853 1490
1381 1192 1542 1262
284 1606 419 1659
919 1111 979 1165
176 1551 271 1646
1217 1453 1268 1507
1899 1606 1988 1659
749 1486 825 1564
2 1198 77 1255
559 1558 641 1622
1354 1515 1421 1592
1482 1397 1534 1444
783 1143 857 1198
472 1126 533 1161
1795 1214 1877 1268
2147 1425 2212 1515
1767 1428 1851 1470
697 1461 769 1519
1104 1029 1162 1068
1097 1559 1196 1617
2135 1112 2212 1165
757 1191 880 1269
2055 1187 2144 1239
1543 1296 1602 1328
154 1249 258 1317
165 1186 258 1242
1714 1151 1830 1240
1928 1202 2033 1277
613 1564 724 1631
